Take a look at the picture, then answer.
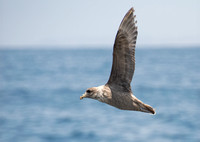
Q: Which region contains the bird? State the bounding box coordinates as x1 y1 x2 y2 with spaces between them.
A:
80 7 155 114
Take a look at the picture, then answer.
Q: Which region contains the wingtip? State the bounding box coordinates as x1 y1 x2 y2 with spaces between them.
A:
130 7 134 13
128 7 134 15
119 7 136 29
124 7 135 18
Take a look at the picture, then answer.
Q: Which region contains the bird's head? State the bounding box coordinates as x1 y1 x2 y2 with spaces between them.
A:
80 87 98 100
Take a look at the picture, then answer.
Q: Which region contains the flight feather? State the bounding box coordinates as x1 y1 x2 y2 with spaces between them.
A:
107 7 138 91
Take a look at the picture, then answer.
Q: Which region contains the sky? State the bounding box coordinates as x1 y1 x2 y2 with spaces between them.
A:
0 0 200 48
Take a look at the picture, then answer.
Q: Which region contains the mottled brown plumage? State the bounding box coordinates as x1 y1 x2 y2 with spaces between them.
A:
80 8 155 114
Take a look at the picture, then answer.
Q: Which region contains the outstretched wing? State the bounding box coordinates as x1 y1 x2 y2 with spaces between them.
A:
107 7 138 91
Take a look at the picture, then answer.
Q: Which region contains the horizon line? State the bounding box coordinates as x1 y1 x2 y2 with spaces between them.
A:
0 44 200 50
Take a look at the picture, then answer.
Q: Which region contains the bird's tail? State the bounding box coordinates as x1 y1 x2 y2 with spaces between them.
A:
139 103 156 115
134 98 156 114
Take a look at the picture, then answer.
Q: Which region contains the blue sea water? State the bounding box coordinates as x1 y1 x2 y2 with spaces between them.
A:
0 47 200 142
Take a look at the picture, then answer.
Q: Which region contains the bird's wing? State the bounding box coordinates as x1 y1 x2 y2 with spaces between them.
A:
107 8 138 91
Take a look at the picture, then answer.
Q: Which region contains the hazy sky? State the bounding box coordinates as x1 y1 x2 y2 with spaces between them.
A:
0 0 200 48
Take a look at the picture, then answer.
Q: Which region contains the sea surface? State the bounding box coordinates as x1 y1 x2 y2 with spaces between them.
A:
0 47 200 142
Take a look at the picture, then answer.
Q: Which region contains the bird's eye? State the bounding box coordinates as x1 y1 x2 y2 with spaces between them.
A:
86 90 91 93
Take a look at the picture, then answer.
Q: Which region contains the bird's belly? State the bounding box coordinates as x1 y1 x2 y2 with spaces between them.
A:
107 95 137 110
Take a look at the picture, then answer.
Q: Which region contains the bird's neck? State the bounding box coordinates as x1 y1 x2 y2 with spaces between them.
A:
96 85 111 103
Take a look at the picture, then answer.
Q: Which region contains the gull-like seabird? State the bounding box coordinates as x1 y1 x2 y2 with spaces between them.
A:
80 7 155 114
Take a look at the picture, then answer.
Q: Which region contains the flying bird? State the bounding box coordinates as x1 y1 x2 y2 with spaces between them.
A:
80 7 155 114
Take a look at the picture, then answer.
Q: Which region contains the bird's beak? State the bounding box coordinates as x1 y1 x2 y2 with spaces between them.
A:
80 93 87 100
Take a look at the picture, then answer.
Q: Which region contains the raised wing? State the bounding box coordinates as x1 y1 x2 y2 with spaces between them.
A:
107 8 138 91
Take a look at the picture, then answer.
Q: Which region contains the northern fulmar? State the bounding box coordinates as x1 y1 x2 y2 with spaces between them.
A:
80 7 156 114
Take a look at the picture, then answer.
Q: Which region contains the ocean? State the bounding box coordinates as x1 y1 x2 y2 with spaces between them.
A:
0 47 200 142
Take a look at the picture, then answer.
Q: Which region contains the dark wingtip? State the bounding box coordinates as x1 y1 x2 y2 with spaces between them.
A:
149 108 156 115
145 104 156 115
126 7 134 17
130 7 134 13
119 7 135 28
